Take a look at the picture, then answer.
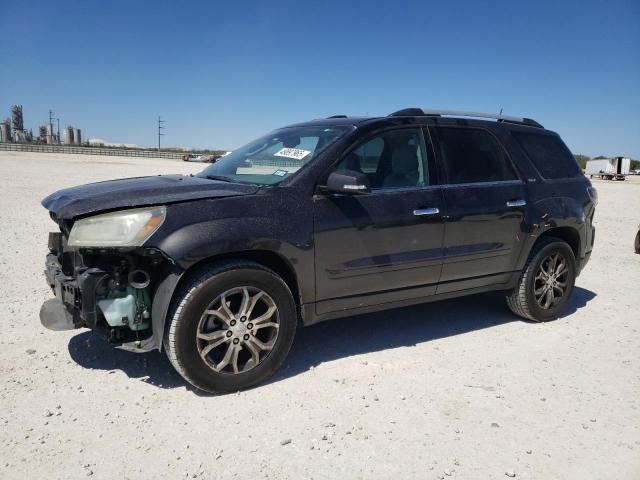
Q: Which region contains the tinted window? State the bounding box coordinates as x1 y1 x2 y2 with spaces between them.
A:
432 127 517 184
512 132 581 179
336 129 430 189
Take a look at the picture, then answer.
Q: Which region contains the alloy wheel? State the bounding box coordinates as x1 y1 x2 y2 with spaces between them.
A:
196 286 280 374
533 252 569 310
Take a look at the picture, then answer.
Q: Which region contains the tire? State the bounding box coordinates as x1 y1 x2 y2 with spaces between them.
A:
506 237 576 322
164 260 297 393
635 230 640 254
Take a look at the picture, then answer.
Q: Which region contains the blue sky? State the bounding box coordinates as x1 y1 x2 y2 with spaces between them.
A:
1 0 638 157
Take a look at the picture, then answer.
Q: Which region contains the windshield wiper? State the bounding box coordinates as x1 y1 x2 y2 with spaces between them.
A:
204 175 233 183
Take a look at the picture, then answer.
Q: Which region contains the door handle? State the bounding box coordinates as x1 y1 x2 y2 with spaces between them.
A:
413 208 440 216
506 199 526 207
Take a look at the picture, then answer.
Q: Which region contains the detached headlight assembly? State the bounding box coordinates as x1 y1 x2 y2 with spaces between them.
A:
68 206 166 247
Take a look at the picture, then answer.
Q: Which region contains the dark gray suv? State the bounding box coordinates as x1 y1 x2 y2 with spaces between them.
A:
40 109 597 393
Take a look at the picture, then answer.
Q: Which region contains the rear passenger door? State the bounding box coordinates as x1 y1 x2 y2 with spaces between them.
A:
429 126 527 293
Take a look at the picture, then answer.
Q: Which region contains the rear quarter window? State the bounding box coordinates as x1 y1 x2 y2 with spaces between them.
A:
432 126 518 184
512 132 581 179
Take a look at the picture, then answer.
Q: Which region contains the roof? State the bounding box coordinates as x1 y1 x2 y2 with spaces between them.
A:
282 108 544 131
281 116 373 128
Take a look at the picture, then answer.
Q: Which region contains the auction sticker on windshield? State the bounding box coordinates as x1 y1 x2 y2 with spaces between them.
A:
274 148 311 160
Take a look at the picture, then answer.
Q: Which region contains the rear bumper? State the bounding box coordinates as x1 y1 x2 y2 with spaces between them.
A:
576 223 595 276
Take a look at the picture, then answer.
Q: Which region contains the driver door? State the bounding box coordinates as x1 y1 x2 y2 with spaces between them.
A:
313 127 445 315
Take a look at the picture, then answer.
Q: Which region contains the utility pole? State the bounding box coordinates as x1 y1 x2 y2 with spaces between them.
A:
56 117 60 144
158 115 164 151
157 116 165 152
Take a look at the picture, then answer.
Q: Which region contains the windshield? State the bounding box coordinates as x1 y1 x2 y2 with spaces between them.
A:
198 125 353 185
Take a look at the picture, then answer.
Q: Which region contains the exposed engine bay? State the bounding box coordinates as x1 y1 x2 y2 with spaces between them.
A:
41 230 170 350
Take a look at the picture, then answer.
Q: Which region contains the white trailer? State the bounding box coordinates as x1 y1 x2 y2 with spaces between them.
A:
586 157 630 180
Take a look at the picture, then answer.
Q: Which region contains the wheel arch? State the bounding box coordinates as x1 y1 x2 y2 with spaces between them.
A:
179 249 302 314
536 226 581 259
513 222 584 278
152 249 304 352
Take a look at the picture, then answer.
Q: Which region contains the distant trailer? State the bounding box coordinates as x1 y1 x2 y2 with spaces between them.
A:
586 157 630 181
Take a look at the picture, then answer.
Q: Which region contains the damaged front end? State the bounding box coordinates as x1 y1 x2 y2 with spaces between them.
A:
39 175 260 354
40 218 179 352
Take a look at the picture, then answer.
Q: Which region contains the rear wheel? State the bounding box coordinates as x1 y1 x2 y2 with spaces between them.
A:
635 229 640 254
506 238 576 322
164 260 297 393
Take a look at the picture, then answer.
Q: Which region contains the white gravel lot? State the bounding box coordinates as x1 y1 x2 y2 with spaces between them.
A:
0 151 639 480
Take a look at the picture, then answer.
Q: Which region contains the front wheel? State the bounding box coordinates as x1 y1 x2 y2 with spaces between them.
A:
164 261 297 393
506 238 576 322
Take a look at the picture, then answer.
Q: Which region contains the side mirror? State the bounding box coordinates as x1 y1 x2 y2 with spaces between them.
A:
324 169 371 195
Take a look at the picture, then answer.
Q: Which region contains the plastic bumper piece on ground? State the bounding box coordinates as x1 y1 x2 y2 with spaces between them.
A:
40 298 77 331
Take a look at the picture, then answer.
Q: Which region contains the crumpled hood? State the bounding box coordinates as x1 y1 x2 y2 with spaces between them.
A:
42 174 259 220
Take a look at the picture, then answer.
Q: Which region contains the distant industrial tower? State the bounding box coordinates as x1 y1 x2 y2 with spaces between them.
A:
0 118 11 142
38 125 47 143
62 126 82 145
11 105 24 132
73 127 81 145
63 126 74 145
46 124 55 144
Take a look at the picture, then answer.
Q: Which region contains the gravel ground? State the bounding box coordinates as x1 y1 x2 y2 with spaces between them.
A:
1 151 639 479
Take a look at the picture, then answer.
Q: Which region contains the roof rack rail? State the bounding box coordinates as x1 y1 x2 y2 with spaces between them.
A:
388 108 543 128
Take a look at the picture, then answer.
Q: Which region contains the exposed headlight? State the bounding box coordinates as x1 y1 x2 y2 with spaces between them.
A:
68 206 166 247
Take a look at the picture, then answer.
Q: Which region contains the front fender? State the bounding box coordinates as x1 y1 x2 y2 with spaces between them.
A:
146 195 315 351
157 217 310 270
